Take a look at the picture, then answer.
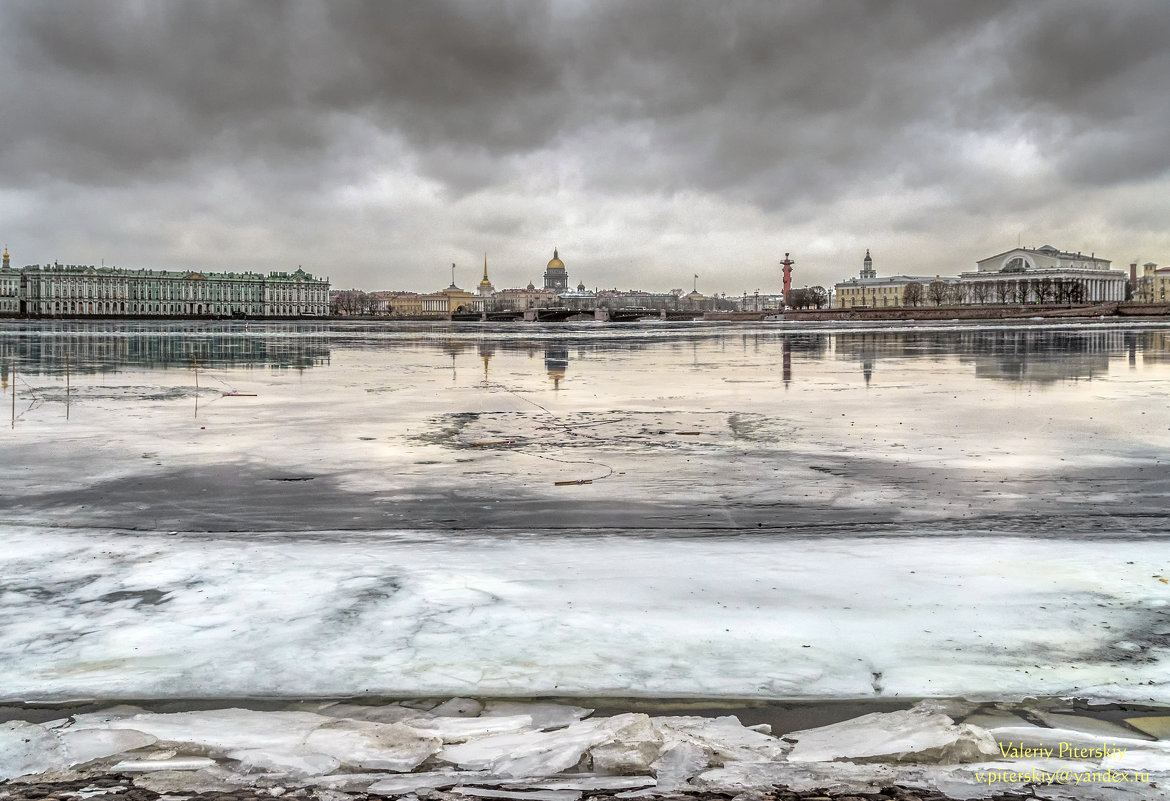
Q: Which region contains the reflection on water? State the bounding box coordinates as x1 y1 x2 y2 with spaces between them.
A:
833 327 1155 384
2 320 1170 386
0 321 330 375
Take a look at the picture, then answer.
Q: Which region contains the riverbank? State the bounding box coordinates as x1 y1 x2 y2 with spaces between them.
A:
707 301 1170 323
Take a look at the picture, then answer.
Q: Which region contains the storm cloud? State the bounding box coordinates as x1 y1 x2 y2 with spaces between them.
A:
1 0 1168 293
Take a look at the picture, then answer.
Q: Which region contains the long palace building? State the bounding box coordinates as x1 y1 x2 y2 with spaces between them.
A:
0 248 329 318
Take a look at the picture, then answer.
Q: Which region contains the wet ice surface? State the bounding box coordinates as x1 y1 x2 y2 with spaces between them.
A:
3 319 1170 795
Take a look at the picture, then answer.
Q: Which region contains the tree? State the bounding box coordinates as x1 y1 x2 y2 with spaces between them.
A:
994 280 1012 304
1036 277 1054 303
972 281 990 305
785 288 808 309
947 283 967 305
806 285 829 309
927 280 949 306
1014 280 1030 304
902 282 924 307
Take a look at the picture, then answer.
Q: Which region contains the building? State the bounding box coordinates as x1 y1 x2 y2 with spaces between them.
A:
5 255 329 318
0 247 18 315
492 285 559 311
420 280 484 316
543 248 569 292
835 251 954 308
558 281 596 310
834 246 1128 308
959 246 1125 303
1133 262 1168 303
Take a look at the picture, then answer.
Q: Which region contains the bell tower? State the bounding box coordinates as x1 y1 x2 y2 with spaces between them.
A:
861 249 875 279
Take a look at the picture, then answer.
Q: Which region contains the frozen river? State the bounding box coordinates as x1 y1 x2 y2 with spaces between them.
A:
2 319 1169 704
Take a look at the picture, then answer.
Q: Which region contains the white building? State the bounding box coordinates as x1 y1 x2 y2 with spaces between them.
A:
960 246 1125 303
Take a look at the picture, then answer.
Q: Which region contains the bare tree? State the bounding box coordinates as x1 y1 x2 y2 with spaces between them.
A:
994 280 1012 304
1036 277 1054 303
903 282 924 307
1014 280 1029 304
785 288 808 309
806 285 829 309
971 282 989 304
947 283 967 305
927 280 949 306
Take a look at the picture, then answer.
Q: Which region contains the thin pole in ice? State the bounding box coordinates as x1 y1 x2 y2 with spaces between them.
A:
65 353 70 421
10 360 14 429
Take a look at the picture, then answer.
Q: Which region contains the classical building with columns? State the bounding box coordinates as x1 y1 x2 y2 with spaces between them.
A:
835 246 1127 308
958 246 1125 303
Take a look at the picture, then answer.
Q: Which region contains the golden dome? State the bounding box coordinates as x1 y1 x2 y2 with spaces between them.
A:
546 247 565 272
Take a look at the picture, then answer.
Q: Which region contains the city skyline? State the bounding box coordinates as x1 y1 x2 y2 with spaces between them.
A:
1 1 1168 292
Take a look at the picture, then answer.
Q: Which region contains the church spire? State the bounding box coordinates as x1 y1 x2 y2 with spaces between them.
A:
483 253 489 280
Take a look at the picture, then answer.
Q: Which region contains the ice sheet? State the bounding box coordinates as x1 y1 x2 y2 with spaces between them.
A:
3 526 1169 703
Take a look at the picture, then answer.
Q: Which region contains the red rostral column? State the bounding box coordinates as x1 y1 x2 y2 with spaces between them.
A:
780 252 795 301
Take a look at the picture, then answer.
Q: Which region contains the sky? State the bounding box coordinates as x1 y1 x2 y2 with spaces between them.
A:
1 0 1168 296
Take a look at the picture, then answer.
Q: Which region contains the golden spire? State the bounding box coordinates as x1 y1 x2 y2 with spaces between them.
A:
483 253 489 280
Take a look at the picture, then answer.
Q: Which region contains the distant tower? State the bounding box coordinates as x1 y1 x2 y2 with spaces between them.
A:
780 252 795 300
861 249 875 279
2 246 8 271
478 253 494 297
544 247 568 291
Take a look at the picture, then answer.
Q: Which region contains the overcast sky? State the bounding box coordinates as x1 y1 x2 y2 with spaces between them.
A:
1 0 1168 295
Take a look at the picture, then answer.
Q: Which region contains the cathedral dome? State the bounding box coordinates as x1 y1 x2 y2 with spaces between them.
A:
546 248 565 272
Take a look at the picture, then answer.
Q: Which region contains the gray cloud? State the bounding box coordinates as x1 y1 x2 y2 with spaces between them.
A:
1 0 1168 291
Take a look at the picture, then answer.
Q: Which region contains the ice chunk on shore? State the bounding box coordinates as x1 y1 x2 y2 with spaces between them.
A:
113 757 217 772
655 715 789 763
104 709 329 754
432 698 485 718
302 719 441 771
60 728 158 765
650 741 711 790
441 714 639 778
317 703 424 725
132 765 248 793
481 702 592 730
588 714 662 775
452 789 581 801
513 776 655 791
228 747 340 777
694 760 904 795
366 771 482 794
407 714 534 743
786 707 998 763
0 721 64 780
